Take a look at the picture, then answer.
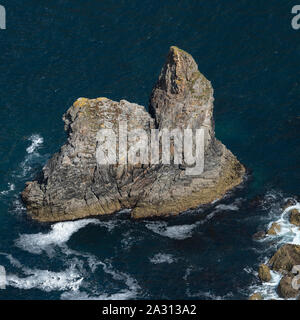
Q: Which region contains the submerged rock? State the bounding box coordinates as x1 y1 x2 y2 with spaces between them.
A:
252 231 266 240
258 264 271 282
22 46 245 222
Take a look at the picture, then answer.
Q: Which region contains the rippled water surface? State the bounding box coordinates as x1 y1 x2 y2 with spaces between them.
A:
0 0 299 299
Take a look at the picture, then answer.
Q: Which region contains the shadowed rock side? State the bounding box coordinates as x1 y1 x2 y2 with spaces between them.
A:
22 47 245 222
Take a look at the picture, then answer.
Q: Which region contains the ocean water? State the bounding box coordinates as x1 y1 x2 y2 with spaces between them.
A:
0 0 299 300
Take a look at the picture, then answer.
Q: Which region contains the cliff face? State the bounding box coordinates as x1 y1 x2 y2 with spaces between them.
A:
22 47 245 222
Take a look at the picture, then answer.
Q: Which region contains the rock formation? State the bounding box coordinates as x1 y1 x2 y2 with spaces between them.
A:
269 244 300 274
267 222 281 235
290 209 300 226
268 244 300 299
22 46 245 222
258 264 271 282
248 293 263 300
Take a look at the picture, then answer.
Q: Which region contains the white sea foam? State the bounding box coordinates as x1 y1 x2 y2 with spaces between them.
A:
214 204 239 211
145 202 237 239
266 202 300 245
15 218 124 255
150 253 176 264
0 183 15 196
26 134 44 154
15 134 46 178
2 245 140 298
61 260 140 300
145 221 198 240
0 253 84 292
15 219 101 255
248 270 283 300
61 288 138 300
187 289 234 300
250 193 300 300
7 265 84 292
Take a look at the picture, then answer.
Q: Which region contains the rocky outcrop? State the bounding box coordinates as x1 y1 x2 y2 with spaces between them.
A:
258 264 271 282
290 209 300 226
267 222 281 236
268 244 300 299
277 275 299 299
252 231 266 240
248 293 263 300
269 244 300 273
22 46 245 222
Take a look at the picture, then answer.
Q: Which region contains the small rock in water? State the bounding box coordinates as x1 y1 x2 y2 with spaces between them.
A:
267 222 281 235
252 231 266 240
258 264 271 282
248 293 263 300
290 209 300 226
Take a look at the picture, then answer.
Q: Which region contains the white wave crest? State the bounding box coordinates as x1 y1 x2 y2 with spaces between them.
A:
266 202 300 245
145 221 198 240
150 253 176 264
15 219 101 255
61 260 140 300
7 265 83 292
0 253 83 292
0 183 15 196
26 134 44 154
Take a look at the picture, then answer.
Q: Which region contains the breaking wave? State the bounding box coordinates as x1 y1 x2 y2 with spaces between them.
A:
150 253 176 264
145 221 198 240
15 219 101 255
9 217 140 299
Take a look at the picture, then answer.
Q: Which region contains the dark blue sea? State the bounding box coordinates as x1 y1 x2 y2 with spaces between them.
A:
0 0 299 300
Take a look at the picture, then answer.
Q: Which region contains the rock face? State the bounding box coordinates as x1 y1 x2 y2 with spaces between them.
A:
22 46 245 223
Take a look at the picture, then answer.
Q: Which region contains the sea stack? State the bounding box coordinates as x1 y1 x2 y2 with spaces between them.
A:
22 46 245 222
